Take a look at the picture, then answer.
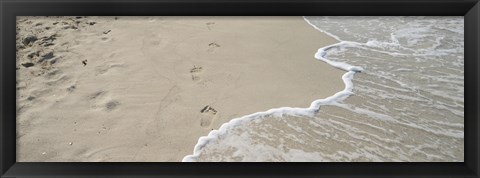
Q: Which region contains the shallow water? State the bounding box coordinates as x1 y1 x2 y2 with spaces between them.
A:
185 17 464 162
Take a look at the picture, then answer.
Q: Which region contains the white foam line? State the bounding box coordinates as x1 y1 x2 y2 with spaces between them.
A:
182 17 363 162
303 16 342 41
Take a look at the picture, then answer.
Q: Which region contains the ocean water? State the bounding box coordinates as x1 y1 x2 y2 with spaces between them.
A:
183 17 464 162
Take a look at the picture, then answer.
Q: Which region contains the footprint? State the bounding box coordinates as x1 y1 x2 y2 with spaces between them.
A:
105 100 120 111
142 33 167 49
200 105 217 128
30 70 46 76
67 85 76 92
88 90 106 100
87 91 107 109
190 65 202 81
145 85 181 138
100 37 110 42
45 74 70 86
87 91 120 111
26 51 40 59
39 35 56 46
94 62 124 76
22 35 38 46
207 42 220 53
200 117 213 128
206 22 215 30
140 32 170 74
38 51 55 63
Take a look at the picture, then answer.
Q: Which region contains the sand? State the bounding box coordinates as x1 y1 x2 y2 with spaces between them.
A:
16 16 344 162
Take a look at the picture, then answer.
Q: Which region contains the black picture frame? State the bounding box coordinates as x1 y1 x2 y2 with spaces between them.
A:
1 0 479 177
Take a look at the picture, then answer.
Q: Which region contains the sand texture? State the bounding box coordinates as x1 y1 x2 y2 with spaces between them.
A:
16 16 343 162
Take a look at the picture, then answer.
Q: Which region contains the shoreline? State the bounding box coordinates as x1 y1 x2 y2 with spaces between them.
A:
182 17 363 161
16 16 345 162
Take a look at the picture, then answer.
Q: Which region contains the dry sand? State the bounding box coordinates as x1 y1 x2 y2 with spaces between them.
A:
16 16 343 162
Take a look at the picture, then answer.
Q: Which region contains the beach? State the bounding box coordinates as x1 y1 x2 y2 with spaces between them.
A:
16 16 344 161
188 16 464 162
